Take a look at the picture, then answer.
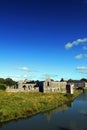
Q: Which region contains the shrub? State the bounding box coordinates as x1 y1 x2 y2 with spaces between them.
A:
0 84 7 90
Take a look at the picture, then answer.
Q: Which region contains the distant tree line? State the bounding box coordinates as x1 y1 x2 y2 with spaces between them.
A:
0 78 16 90
67 78 87 82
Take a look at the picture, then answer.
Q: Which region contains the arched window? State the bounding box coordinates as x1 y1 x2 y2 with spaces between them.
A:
23 85 26 90
28 86 30 90
47 82 49 86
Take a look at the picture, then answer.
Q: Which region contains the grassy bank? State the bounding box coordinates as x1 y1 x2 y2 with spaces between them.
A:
0 90 83 123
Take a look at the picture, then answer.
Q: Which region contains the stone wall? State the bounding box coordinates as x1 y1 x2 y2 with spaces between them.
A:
6 81 39 92
43 77 67 93
17 82 39 92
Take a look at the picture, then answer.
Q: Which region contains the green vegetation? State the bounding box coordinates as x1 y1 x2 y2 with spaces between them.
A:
0 78 16 90
0 89 83 123
68 78 87 82
0 84 7 90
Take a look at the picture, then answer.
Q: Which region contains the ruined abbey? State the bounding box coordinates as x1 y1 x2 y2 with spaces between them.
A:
6 77 87 94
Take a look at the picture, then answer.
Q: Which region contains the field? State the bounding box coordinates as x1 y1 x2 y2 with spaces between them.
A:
0 90 82 123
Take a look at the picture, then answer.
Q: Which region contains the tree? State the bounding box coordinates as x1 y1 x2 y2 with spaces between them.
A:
0 84 7 90
0 78 5 84
60 78 64 82
5 78 16 87
80 78 87 82
67 79 74 83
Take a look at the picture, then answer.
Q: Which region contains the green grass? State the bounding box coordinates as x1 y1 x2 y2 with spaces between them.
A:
0 90 83 123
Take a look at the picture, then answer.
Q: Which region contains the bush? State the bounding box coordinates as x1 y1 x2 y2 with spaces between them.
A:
0 84 7 90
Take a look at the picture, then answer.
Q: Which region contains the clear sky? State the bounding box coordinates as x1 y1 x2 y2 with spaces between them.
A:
0 0 87 81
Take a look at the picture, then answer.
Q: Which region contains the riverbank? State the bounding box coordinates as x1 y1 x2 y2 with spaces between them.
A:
0 90 83 123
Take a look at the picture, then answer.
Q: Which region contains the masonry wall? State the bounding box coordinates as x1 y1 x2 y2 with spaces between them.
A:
18 83 39 92
43 78 67 93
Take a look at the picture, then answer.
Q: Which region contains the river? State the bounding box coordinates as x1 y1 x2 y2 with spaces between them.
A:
0 92 87 130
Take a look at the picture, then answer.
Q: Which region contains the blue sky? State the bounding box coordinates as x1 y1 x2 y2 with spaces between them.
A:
0 0 87 81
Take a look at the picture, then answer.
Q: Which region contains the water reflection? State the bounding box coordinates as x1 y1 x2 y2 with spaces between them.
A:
43 103 71 121
79 109 87 116
56 126 71 130
76 93 87 101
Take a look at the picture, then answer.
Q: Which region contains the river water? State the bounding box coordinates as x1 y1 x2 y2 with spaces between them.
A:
0 92 87 130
